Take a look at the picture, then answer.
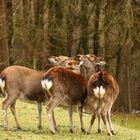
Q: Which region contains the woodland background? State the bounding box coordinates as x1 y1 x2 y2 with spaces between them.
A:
0 0 140 113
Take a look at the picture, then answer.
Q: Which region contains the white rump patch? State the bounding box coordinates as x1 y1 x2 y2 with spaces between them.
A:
100 86 105 98
0 78 5 93
45 79 53 90
93 86 105 99
41 79 53 90
41 80 46 89
93 87 100 98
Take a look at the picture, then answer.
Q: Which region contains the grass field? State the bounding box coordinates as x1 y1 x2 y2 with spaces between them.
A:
0 98 140 140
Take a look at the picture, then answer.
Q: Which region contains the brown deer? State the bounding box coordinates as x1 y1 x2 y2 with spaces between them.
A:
41 66 87 133
0 66 49 130
73 54 110 134
85 71 119 136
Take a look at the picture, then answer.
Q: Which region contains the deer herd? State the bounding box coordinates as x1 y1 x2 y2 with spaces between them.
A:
0 54 119 136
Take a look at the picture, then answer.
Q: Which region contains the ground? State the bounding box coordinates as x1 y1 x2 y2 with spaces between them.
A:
0 99 140 140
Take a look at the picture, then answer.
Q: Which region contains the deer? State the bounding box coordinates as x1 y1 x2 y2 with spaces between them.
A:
85 70 119 136
41 66 87 133
0 65 50 130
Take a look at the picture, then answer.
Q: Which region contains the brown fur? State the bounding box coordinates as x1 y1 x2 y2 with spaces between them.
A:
1 66 46 102
0 66 47 129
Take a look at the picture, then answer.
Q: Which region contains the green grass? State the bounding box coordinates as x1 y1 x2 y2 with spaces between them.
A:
0 98 140 140
112 113 140 131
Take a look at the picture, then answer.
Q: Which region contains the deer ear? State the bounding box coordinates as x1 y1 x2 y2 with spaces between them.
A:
95 61 106 72
65 61 73 68
58 56 68 61
48 57 56 64
87 54 96 62
88 56 95 62
96 60 106 66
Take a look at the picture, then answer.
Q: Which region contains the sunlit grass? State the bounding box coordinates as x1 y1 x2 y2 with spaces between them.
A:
0 98 140 140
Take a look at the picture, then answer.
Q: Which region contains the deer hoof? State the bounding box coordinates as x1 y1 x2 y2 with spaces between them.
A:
111 130 115 135
17 126 22 130
86 131 91 135
98 129 101 133
50 130 56 134
107 132 113 136
70 129 74 133
81 128 86 132
55 127 59 132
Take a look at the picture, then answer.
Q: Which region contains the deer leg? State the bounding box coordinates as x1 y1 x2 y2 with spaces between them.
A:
36 102 42 129
46 97 62 134
107 109 114 134
68 105 74 133
10 101 21 130
101 111 112 136
2 97 10 129
77 105 85 132
2 96 17 130
86 113 96 134
97 113 101 133
52 111 58 131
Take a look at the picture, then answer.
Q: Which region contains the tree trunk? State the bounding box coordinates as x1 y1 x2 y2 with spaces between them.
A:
66 2 74 57
0 0 9 70
93 0 100 55
81 0 88 54
127 65 132 113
